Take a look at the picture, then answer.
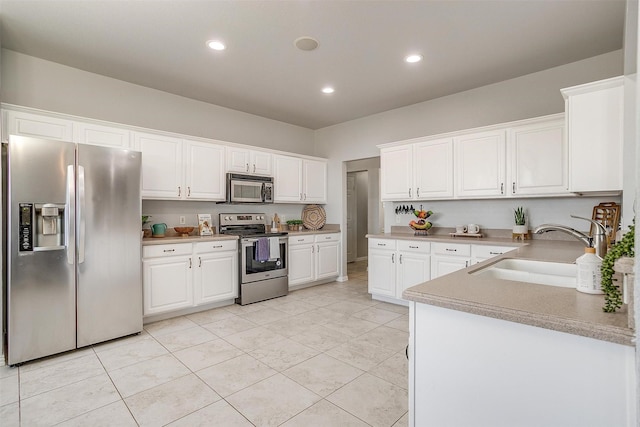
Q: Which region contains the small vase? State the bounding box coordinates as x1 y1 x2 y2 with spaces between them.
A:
512 225 528 234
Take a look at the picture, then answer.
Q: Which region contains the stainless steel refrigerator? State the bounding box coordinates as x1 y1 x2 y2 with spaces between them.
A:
3 135 142 365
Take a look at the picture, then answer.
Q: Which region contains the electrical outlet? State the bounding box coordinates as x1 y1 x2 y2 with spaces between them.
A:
179 216 186 225
395 214 401 224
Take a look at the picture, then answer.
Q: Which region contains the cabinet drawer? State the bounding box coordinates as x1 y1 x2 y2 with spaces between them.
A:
432 242 471 257
194 240 237 253
368 238 397 250
143 243 192 258
472 245 516 259
289 235 315 245
397 240 430 254
315 233 340 243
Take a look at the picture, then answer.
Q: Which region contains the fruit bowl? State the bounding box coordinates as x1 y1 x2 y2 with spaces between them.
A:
174 227 195 236
409 208 433 234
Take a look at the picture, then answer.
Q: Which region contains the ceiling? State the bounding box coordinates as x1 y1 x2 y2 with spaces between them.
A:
0 0 626 130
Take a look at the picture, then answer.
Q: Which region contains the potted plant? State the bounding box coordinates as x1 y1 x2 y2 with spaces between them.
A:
286 219 304 231
142 215 152 238
601 221 635 313
513 207 527 234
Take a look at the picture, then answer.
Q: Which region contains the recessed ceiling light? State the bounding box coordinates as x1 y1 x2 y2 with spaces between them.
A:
322 87 335 94
206 40 226 51
405 54 423 63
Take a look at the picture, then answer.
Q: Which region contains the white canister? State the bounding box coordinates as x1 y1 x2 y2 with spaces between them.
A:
576 247 603 294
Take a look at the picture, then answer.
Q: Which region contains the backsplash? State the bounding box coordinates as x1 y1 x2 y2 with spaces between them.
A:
385 196 623 234
142 200 314 231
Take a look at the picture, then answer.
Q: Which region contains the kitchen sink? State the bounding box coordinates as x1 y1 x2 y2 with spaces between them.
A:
471 258 576 288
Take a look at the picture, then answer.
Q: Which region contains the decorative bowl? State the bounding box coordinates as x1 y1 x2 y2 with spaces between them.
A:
174 227 195 236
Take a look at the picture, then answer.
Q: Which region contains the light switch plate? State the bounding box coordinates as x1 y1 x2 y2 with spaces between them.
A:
179 216 186 224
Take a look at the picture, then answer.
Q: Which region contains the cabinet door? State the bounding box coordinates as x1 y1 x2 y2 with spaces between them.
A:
564 79 623 192
4 110 73 141
194 251 238 304
316 241 339 280
74 122 131 148
510 118 568 195
397 252 430 298
288 244 315 286
226 147 251 173
430 255 469 280
368 248 396 297
303 159 327 203
455 130 506 198
134 131 183 199
414 138 454 199
143 256 193 315
184 139 225 200
273 155 303 202
381 145 413 201
251 151 273 175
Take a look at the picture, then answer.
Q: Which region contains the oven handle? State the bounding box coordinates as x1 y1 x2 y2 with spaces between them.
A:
242 237 287 244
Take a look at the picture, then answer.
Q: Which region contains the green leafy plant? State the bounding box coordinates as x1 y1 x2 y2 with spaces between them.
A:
601 222 634 313
286 219 303 225
142 215 151 226
513 207 526 226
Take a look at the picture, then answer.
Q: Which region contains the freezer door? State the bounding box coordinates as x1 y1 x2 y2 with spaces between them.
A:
76 144 142 347
6 135 76 365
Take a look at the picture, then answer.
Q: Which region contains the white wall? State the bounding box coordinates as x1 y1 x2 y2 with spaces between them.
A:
0 49 315 156
314 50 624 276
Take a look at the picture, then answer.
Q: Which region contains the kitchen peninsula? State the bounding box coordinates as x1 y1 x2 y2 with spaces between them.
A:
401 238 635 426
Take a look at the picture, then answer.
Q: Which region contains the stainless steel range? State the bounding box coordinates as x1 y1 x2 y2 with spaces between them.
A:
219 213 288 305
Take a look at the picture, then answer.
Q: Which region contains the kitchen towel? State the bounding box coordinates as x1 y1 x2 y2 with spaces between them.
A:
268 237 280 261
255 238 269 262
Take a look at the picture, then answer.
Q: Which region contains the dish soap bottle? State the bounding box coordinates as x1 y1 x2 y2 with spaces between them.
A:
576 247 603 294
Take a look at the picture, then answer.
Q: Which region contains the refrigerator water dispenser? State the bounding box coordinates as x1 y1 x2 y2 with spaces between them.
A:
34 203 65 250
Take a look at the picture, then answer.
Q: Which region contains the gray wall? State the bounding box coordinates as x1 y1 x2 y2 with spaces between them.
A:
1 49 315 156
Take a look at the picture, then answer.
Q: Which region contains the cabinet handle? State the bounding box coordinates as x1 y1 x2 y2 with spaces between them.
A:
297 239 305 242
312 245 315 253
304 193 307 200
300 193 303 200
377 243 386 246
253 164 256 173
489 251 502 255
189 258 192 268
500 183 504 194
163 249 175 253
392 253 395 263
512 182 515 194
409 188 412 198
465 260 469 267
399 254 403 264
178 186 181 197
212 245 223 248
409 245 418 249
417 188 420 198
199 257 202 267
446 248 457 252
246 163 249 172
188 186 191 197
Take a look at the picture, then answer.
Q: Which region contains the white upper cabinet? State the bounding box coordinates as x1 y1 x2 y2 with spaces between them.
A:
226 147 272 176
414 138 454 199
455 130 506 198
74 122 131 148
134 131 184 199
508 116 568 196
561 76 623 193
183 139 226 201
380 145 414 200
303 158 327 203
273 155 327 203
4 110 73 141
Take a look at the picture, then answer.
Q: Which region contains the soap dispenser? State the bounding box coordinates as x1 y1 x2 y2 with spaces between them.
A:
576 247 603 294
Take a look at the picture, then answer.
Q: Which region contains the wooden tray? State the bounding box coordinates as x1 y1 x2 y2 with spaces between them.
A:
449 233 483 238
591 202 620 245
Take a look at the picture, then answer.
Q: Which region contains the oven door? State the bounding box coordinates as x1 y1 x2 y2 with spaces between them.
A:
241 237 288 283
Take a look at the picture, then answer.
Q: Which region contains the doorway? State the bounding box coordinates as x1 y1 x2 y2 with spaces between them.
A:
345 157 382 265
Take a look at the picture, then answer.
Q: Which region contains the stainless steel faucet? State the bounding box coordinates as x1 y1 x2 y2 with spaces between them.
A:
533 215 608 258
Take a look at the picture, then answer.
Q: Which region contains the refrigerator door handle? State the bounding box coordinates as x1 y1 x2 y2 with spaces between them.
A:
78 165 86 264
66 165 76 265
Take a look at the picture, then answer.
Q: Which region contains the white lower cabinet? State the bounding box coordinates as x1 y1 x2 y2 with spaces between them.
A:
142 240 238 316
471 245 517 265
430 242 471 279
288 233 340 288
368 238 430 302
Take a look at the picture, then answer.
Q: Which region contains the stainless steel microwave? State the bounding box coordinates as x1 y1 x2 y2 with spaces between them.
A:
226 173 274 203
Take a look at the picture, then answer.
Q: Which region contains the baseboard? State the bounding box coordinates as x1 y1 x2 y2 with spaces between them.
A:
143 299 235 324
371 294 409 307
336 275 349 282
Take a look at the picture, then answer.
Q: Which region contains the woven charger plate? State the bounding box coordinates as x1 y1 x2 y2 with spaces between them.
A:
301 204 326 230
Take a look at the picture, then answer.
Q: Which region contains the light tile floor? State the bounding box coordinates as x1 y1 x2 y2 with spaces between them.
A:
0 260 409 426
